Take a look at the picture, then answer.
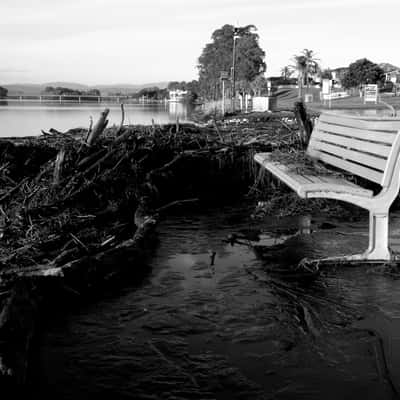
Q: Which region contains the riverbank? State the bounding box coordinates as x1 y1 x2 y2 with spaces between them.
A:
0 107 397 393
0 108 297 386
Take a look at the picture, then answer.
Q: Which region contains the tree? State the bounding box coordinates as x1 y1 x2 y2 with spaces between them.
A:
197 24 266 100
280 66 292 80
167 81 187 91
320 68 332 79
87 89 101 96
291 55 307 98
301 48 319 87
0 86 8 98
250 75 268 96
342 58 385 89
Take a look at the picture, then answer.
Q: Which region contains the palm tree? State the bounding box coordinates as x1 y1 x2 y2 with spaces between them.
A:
301 49 320 88
291 55 308 98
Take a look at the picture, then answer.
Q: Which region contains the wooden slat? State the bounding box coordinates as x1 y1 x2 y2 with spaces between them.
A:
254 153 305 193
310 130 391 158
307 151 383 183
319 113 400 131
271 162 313 185
382 133 400 187
254 153 373 197
298 174 326 184
317 174 360 188
309 140 387 171
316 120 396 144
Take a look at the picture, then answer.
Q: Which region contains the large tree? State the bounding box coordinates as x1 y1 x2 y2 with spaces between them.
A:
342 58 385 89
197 24 266 100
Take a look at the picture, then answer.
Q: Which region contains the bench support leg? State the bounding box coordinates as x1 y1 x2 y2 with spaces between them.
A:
365 211 391 260
302 211 393 266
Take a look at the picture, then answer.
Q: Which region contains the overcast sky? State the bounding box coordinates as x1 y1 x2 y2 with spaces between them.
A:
1 0 400 85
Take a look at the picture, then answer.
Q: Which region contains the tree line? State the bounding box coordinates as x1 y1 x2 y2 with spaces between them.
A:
281 50 389 95
42 86 101 96
0 87 8 98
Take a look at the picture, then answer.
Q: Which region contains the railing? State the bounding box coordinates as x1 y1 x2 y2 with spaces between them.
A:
2 95 131 104
0 96 171 105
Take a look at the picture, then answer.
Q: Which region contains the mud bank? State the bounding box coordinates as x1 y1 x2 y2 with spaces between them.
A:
0 109 310 386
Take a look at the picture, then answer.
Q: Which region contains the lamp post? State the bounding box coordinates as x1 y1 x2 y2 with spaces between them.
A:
231 26 239 111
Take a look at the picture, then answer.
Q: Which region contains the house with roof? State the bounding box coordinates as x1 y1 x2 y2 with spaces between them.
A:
331 67 349 87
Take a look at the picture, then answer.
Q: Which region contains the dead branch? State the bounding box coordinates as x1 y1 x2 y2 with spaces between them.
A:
52 148 65 185
86 108 110 145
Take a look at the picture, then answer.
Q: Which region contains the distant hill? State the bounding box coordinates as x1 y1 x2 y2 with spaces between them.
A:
3 82 169 96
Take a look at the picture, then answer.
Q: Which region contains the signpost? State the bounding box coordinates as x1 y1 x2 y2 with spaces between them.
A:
364 84 378 104
220 71 229 116
322 79 332 108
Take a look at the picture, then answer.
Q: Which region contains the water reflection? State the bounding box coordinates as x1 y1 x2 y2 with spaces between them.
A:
0 102 194 137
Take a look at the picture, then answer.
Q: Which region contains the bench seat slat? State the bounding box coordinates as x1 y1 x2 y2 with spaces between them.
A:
254 153 374 198
317 120 397 144
309 130 391 158
307 151 382 184
315 174 364 188
308 140 387 171
319 113 400 132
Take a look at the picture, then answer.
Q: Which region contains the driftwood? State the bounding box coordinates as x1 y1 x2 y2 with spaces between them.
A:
293 101 313 147
116 103 125 136
52 148 65 185
0 216 157 283
86 108 109 145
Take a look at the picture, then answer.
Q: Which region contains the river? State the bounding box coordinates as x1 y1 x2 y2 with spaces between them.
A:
0 102 193 137
30 204 400 399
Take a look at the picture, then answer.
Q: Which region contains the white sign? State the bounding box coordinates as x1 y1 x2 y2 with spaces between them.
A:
322 79 332 95
253 96 274 112
364 84 378 103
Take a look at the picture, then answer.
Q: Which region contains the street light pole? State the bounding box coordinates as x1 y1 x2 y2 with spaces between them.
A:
231 26 239 111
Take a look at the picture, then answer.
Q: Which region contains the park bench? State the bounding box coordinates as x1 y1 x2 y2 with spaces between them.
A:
254 111 400 262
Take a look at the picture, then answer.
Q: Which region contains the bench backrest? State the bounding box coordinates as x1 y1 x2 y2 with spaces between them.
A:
307 112 400 187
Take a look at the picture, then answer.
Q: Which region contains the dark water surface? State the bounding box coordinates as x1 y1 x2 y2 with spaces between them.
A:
31 205 400 399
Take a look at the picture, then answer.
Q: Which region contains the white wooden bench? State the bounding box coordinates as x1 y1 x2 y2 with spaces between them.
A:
254 111 400 262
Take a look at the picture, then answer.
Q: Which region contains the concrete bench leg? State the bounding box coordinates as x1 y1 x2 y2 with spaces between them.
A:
365 211 391 260
303 211 393 266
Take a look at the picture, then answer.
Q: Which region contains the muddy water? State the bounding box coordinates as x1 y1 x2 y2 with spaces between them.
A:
31 205 400 399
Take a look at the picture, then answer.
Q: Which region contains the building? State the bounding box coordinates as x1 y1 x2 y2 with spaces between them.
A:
168 89 188 102
331 67 349 87
384 69 400 84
